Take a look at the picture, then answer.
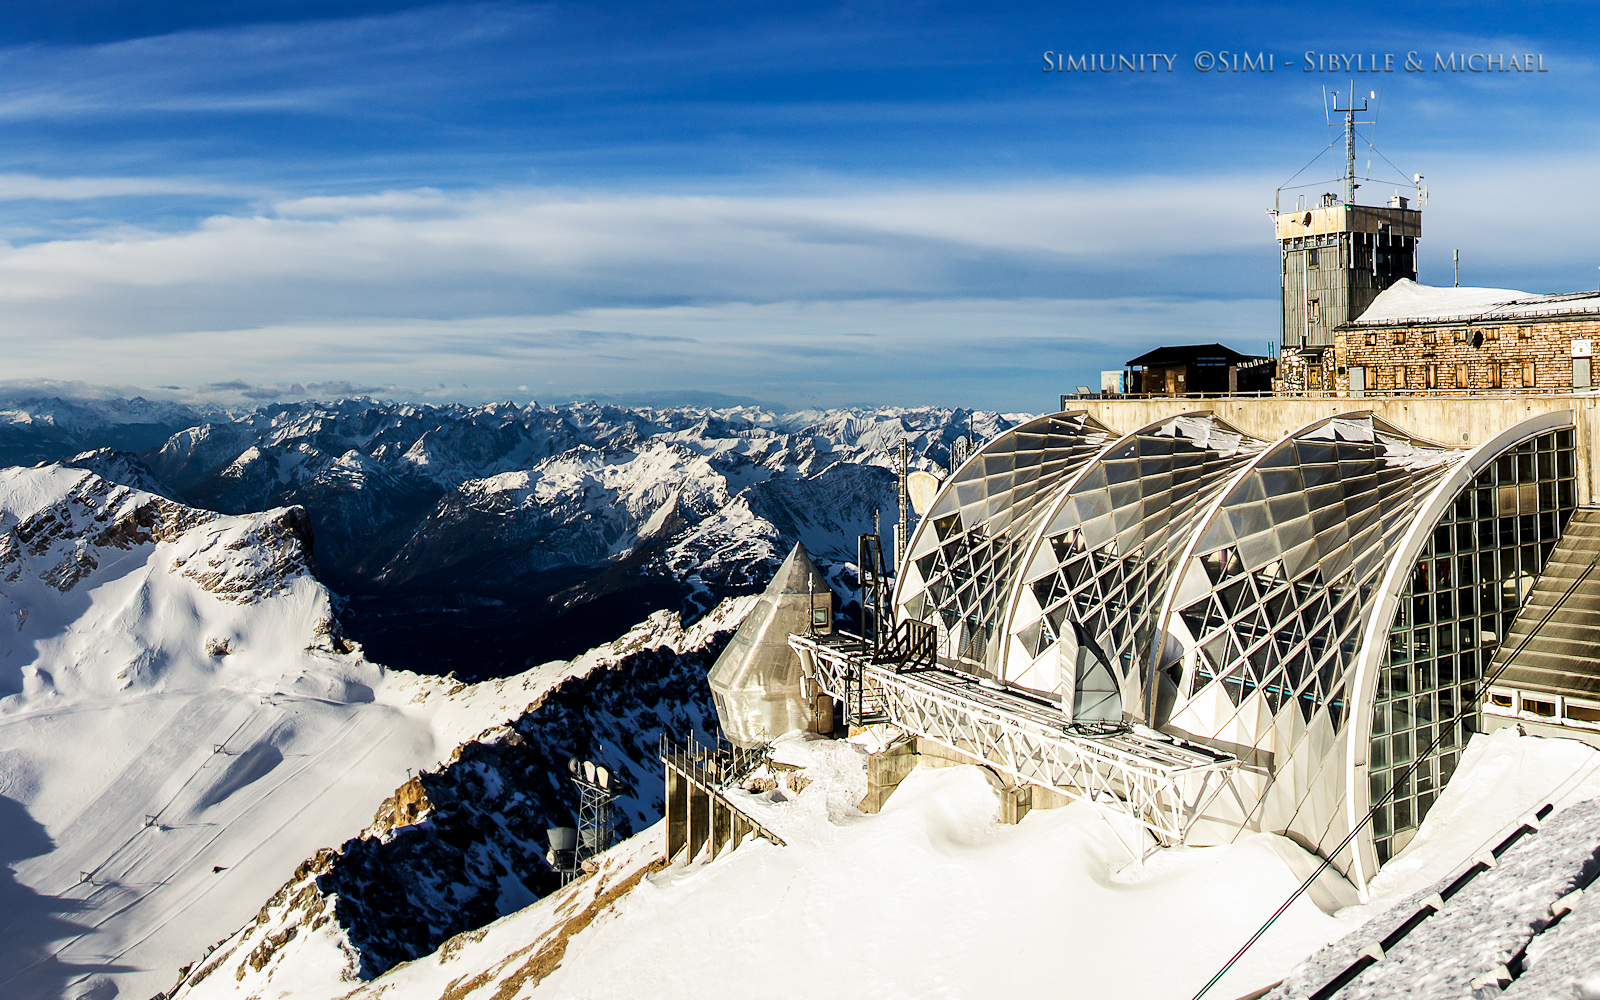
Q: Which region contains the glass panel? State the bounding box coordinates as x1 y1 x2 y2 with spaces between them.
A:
1367 429 1575 867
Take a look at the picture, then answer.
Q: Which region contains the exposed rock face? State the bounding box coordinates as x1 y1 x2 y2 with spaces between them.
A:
0 465 314 603
322 633 726 979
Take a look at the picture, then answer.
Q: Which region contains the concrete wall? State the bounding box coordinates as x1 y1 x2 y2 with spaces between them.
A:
1072 395 1600 504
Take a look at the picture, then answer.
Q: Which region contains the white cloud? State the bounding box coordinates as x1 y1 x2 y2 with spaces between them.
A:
0 173 249 201
0 296 1277 410
0 177 1273 318
0 154 1592 408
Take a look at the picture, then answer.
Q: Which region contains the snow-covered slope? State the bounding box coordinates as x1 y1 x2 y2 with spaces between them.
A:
167 600 751 999
233 737 1334 1000
218 725 1600 1000
0 464 729 1000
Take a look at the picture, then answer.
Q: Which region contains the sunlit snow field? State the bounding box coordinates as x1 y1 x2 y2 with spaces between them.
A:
322 725 1600 1000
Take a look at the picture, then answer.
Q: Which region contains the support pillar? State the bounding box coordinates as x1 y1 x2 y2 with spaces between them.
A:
999 784 1032 825
858 737 920 814
687 783 711 862
665 766 688 860
710 798 732 860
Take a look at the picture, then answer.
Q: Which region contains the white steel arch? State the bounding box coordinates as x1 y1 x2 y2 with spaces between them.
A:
1340 409 1576 885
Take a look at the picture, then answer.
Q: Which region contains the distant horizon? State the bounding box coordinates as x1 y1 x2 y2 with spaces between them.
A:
0 377 1045 416
0 2 1594 410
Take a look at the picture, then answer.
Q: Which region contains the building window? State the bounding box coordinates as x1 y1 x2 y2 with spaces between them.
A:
1518 326 1533 340
1491 364 1503 390
1453 330 1467 343
1365 332 1377 347
1523 361 1536 388
1427 365 1438 389
1309 298 1321 322
1424 331 1437 346
1370 429 1577 864
1394 331 1406 345
1393 365 1405 388
1456 363 1469 389
1576 357 1593 389
1308 249 1320 268
1485 327 1499 342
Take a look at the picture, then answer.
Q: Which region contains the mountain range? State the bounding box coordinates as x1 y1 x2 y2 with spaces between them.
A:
14 396 1020 678
0 394 1022 999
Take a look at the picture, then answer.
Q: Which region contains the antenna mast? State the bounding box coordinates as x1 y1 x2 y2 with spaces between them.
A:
1330 84 1373 205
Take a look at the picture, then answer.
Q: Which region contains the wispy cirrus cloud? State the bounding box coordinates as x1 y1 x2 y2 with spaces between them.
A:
0 173 251 200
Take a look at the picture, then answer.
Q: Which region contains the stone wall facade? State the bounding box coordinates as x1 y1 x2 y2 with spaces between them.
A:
1331 315 1600 393
1272 347 1337 394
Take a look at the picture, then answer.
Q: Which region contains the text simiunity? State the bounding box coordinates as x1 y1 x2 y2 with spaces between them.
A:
1043 53 1177 73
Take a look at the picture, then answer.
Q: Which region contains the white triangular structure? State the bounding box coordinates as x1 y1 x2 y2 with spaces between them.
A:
708 542 832 747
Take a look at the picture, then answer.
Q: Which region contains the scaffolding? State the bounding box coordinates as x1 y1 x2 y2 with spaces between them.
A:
658 733 786 864
790 631 1237 849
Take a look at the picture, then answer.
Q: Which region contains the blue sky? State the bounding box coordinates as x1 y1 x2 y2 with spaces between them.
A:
0 1 1595 411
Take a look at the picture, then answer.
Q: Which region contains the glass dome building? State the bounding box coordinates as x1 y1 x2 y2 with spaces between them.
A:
894 408 1578 884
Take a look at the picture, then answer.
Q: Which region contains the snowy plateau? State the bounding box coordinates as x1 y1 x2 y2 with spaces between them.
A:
2 397 1600 1000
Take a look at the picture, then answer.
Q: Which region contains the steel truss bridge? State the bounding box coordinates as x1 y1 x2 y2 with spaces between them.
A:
789 631 1239 849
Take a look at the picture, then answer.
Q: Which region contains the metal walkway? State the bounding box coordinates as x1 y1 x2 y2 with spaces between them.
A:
789 631 1238 847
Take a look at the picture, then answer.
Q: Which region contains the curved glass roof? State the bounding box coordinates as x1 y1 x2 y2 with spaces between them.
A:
895 411 1113 677
1001 412 1268 710
890 406 1577 882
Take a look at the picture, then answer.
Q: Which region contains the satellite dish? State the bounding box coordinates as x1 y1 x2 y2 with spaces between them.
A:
596 766 610 790
567 757 579 775
907 471 941 516
583 760 597 783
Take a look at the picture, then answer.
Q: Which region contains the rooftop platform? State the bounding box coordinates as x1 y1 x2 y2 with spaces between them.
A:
1060 393 1600 503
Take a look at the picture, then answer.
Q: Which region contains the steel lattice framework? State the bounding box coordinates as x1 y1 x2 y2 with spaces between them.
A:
790 632 1237 848
871 407 1580 884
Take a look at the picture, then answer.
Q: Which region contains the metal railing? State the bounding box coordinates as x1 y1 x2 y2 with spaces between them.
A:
658 732 770 787
1064 388 1600 407
658 732 787 862
874 618 937 672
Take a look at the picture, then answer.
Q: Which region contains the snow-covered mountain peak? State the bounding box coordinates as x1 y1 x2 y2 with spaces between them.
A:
0 463 329 702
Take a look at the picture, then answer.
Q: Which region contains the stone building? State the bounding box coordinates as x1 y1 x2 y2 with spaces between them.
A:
1327 279 1600 395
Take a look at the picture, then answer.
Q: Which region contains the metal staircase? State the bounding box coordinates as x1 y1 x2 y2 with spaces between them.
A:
1484 506 1600 740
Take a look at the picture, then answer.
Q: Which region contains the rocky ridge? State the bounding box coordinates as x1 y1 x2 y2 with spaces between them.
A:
141 400 1018 587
